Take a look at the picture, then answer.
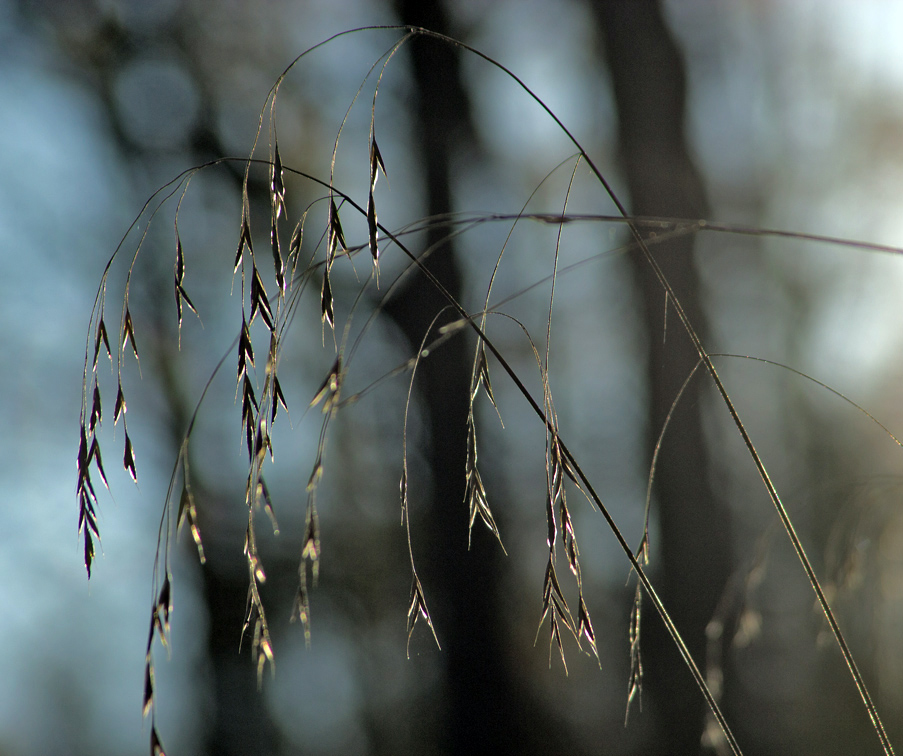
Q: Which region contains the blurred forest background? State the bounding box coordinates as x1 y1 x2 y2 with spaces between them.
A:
3 0 903 754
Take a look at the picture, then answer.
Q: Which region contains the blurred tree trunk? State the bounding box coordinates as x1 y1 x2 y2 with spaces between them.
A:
592 2 734 753
200 549 281 756
145 300 282 756
385 1 571 753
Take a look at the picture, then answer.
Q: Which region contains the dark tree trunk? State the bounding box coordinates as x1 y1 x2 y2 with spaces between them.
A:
385 2 571 753
201 549 281 756
148 313 282 756
593 2 734 753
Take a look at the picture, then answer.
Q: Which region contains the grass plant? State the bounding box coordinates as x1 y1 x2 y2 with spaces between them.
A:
77 25 899 756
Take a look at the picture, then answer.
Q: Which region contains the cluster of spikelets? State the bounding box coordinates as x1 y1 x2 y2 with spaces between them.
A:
76 26 899 756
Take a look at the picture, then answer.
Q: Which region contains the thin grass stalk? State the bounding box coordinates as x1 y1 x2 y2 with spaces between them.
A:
398 26 893 756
